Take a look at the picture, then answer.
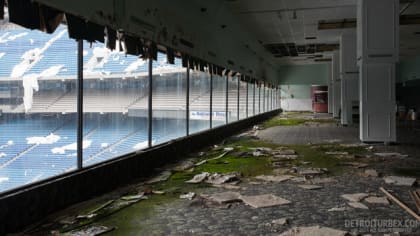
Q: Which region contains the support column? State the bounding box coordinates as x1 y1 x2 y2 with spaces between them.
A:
148 58 153 147
209 68 213 129
245 78 249 118
332 51 341 118
186 66 190 136
340 31 359 126
357 0 398 142
328 80 333 114
77 40 83 169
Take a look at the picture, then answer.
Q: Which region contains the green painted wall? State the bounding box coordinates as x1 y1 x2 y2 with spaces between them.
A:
280 85 311 99
278 64 330 85
397 56 420 83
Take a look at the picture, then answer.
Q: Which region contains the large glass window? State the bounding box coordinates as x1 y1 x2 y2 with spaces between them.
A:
189 70 210 134
212 74 226 127
152 55 186 144
82 41 150 166
247 82 254 117
228 75 238 123
239 80 247 120
0 26 77 192
0 21 275 194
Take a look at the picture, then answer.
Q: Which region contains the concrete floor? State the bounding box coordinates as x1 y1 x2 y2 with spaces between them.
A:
18 113 420 236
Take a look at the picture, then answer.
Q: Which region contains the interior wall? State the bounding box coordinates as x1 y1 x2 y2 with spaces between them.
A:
278 64 329 85
278 63 329 111
280 85 312 111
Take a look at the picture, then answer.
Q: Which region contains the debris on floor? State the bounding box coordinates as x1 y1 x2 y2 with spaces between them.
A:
271 218 289 226
121 193 146 201
297 184 322 190
146 170 172 184
173 161 195 171
361 169 379 177
340 162 369 168
340 143 368 147
255 175 294 183
383 176 417 186
310 177 336 184
364 196 390 205
380 187 420 221
327 206 350 212
374 152 409 158
272 149 296 155
211 183 243 190
194 159 208 166
341 193 369 202
202 191 242 204
294 167 327 176
325 151 349 155
241 194 291 208
291 177 307 183
409 189 420 213
180 192 196 200
278 226 348 236
348 201 369 209
272 154 298 161
205 172 240 185
186 172 210 183
61 225 115 236
223 147 234 152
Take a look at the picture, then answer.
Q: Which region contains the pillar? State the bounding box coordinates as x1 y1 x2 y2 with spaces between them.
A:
332 51 341 118
340 31 359 126
357 0 398 142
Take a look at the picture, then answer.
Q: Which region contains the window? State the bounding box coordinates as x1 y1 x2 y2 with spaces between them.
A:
189 70 210 134
212 74 226 127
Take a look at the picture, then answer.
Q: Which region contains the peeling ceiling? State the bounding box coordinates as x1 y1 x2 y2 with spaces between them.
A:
226 0 420 65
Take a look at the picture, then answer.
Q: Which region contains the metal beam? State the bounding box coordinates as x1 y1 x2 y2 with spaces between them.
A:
253 82 256 116
186 66 190 136
148 58 153 147
237 75 240 120
225 74 229 124
209 70 213 129
77 40 83 170
246 78 249 118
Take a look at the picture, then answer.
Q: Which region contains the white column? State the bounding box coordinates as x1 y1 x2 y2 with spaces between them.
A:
357 0 399 142
340 31 359 126
332 51 341 118
327 63 333 114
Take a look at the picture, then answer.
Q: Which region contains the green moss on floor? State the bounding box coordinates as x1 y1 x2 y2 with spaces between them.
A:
263 118 307 127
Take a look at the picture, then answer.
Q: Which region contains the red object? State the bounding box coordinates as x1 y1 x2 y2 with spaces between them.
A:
311 86 328 113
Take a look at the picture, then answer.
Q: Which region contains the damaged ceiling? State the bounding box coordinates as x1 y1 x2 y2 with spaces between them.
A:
226 0 420 65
